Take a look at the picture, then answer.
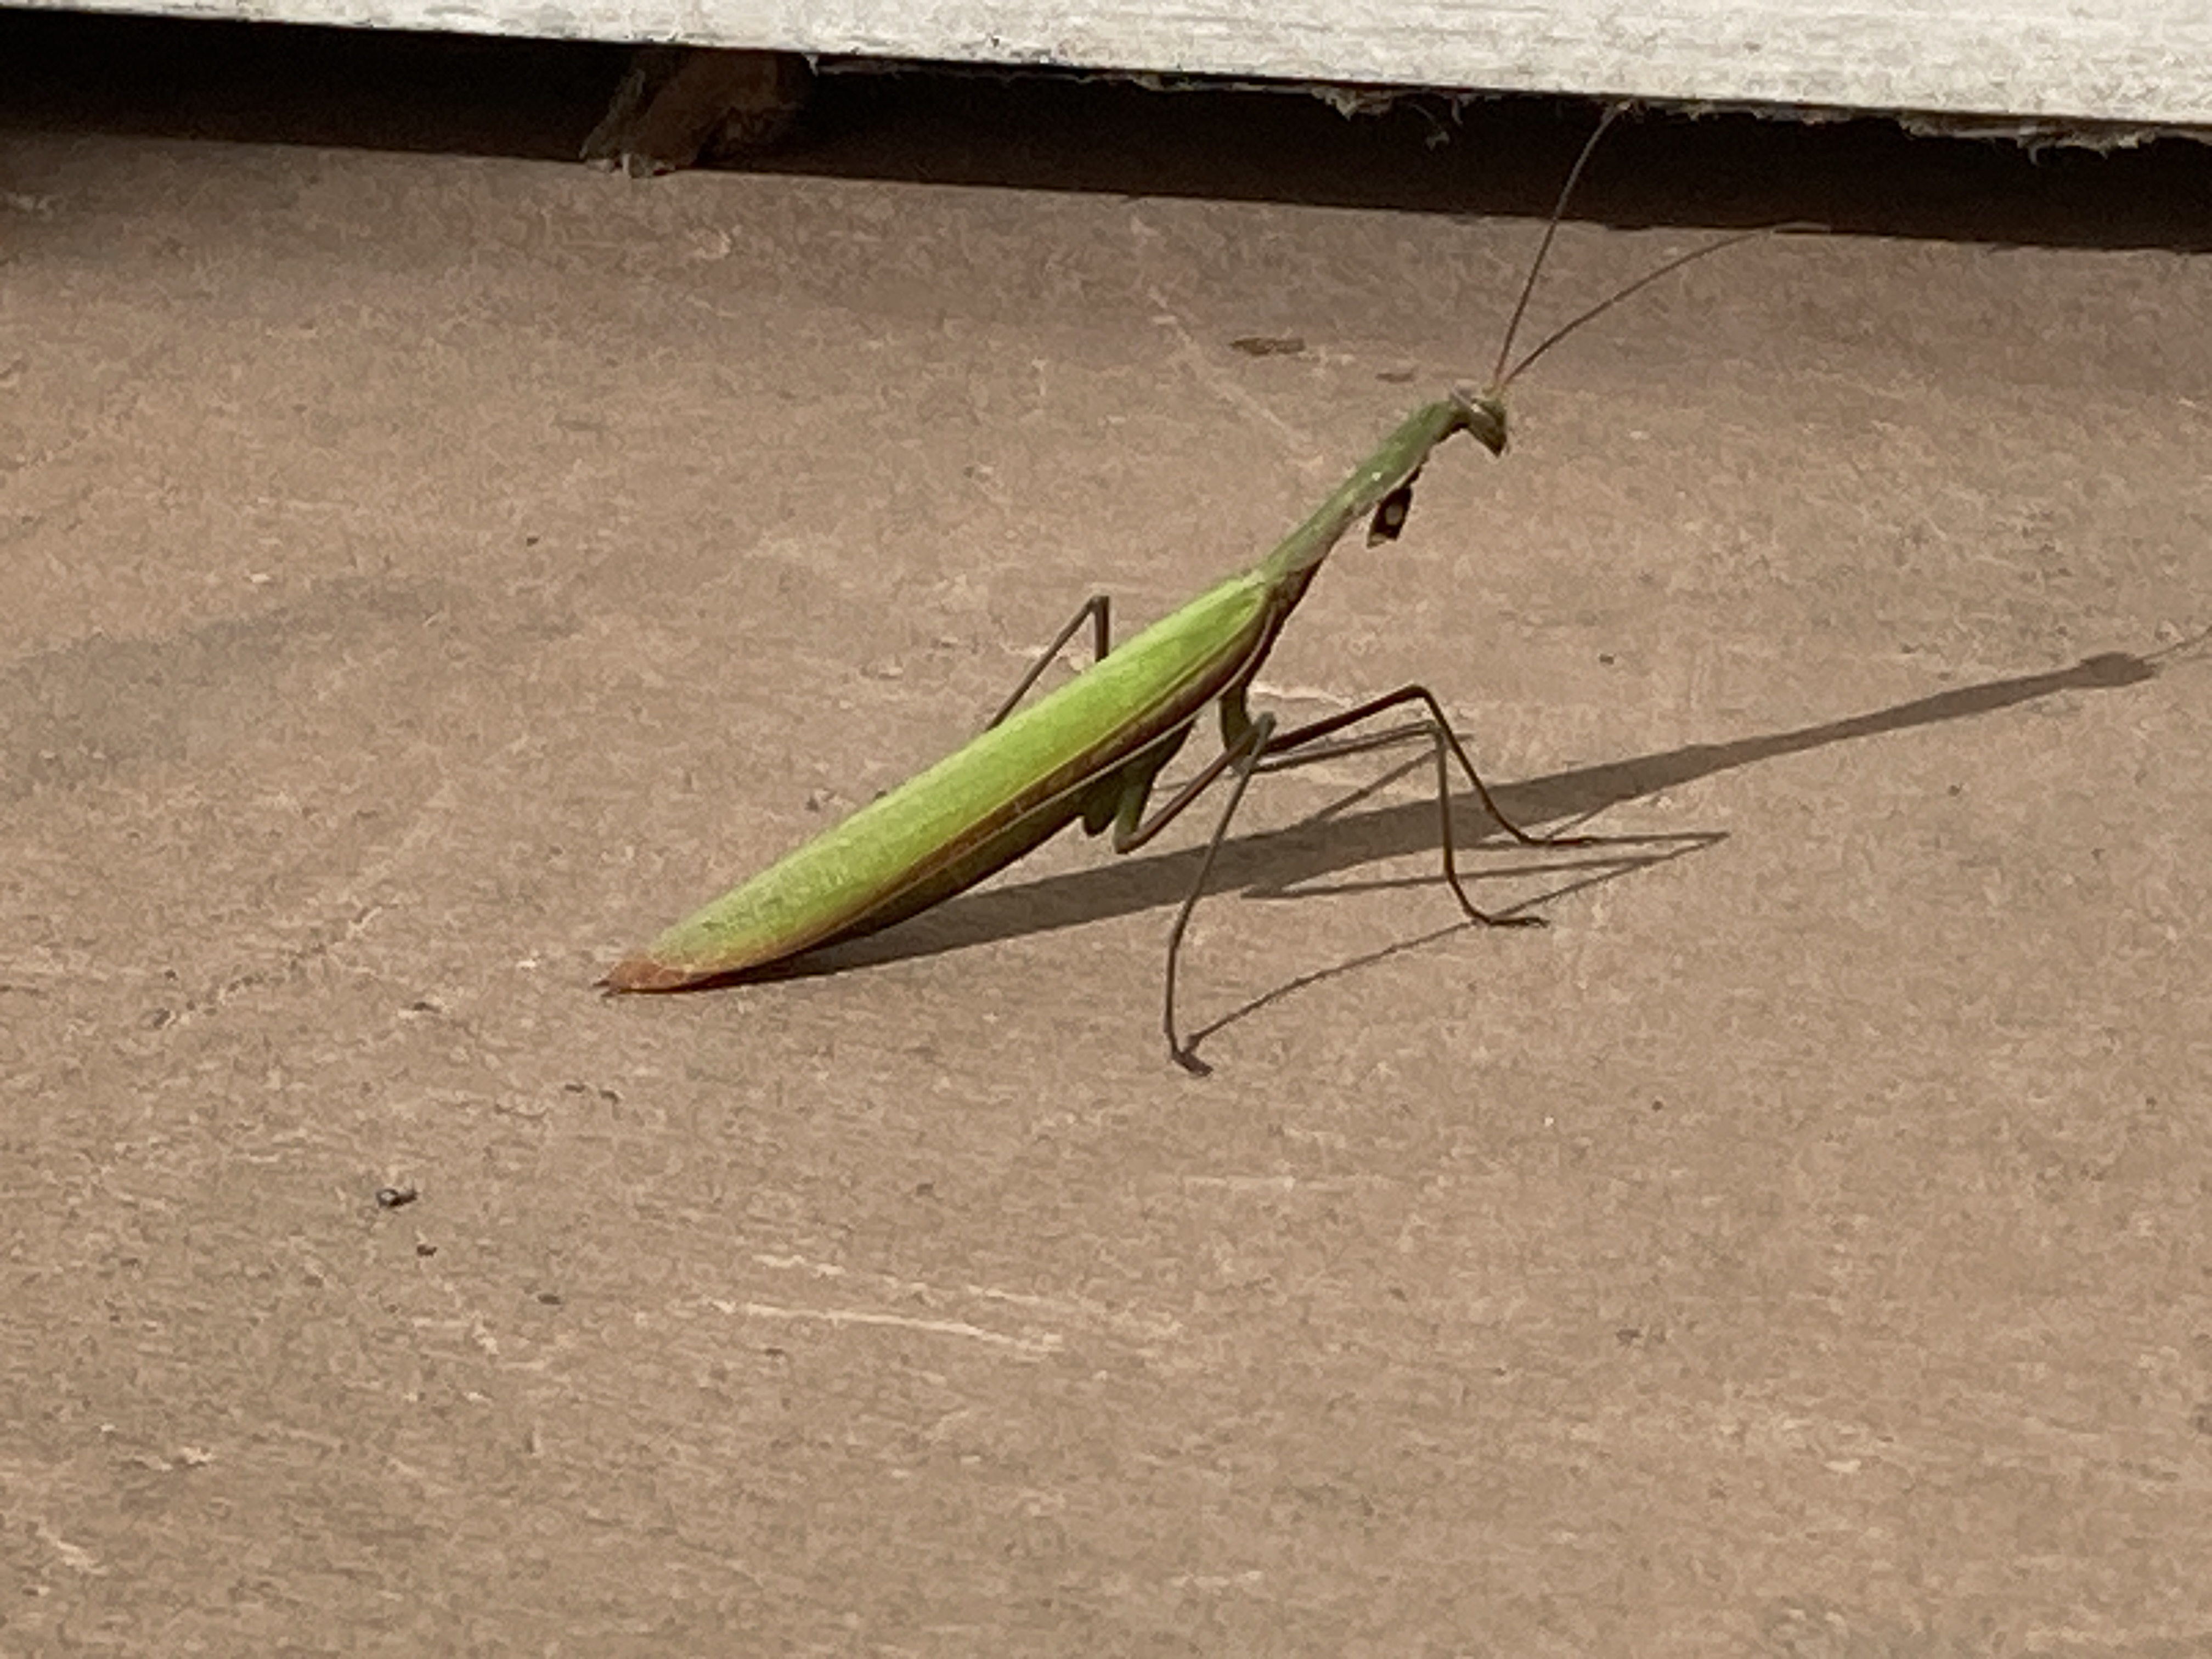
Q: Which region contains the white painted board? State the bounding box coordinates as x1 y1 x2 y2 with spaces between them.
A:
18 0 2212 127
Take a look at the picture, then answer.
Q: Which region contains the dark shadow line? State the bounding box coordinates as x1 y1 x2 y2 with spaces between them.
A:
748 645 2158 981
3 13 2208 253
1247 832 1717 903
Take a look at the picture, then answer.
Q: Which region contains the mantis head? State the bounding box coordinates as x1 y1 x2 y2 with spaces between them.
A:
1455 388 1510 458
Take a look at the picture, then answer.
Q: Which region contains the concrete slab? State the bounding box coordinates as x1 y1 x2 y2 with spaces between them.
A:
4 20 2210 1654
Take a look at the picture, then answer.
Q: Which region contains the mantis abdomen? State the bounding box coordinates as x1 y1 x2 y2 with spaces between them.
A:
605 567 1280 989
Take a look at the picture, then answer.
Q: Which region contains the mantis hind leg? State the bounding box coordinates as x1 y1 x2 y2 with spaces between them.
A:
983 595 1113 731
1106 710 1280 1076
1070 706 1282 1075
1260 683 1594 928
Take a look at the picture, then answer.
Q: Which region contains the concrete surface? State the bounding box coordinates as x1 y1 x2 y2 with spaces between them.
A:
4 21 2211 1655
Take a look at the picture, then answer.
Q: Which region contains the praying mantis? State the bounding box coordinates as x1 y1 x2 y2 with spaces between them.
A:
605 114 1789 1071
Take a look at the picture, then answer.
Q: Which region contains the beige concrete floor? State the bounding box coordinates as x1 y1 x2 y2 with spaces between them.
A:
4 19 2211 1654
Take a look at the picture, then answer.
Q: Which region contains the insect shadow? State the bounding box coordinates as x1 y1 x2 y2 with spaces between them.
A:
755 646 2161 1025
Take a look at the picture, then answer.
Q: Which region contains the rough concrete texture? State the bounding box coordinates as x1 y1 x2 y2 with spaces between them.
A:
4 20 2211 1655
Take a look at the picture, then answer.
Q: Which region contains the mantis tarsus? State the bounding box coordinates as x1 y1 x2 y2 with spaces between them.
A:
605 114 1790 1071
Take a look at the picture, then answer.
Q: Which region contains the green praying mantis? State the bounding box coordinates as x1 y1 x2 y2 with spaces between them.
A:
605 115 1791 1071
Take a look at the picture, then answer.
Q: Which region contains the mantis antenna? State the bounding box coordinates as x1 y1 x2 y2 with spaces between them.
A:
1482 103 1822 397
1487 103 1624 390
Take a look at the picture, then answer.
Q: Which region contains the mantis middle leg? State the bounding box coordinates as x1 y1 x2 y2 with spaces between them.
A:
1124 684 1597 1072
